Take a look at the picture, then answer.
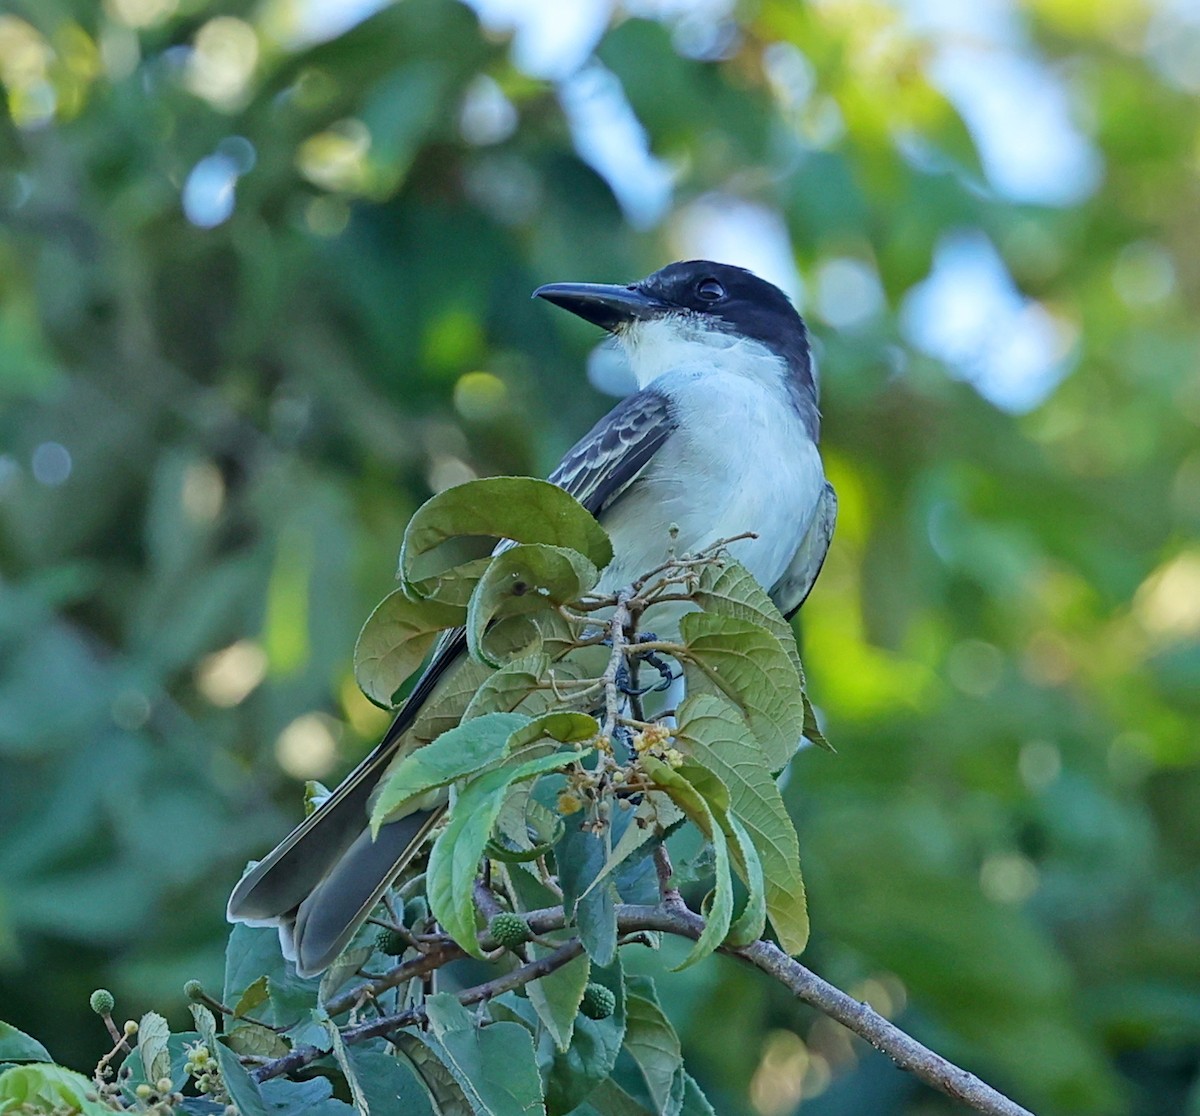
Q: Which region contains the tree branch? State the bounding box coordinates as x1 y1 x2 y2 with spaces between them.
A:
251 900 1032 1115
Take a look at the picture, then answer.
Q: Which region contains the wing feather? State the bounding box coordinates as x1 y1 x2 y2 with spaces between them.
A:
548 389 676 515
769 481 837 620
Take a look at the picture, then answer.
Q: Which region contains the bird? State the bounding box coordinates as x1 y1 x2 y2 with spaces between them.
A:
227 259 838 976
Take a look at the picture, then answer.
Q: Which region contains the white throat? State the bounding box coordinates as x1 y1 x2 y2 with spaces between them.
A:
621 315 790 395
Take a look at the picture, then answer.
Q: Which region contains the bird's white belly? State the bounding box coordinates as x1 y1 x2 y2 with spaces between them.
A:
595 372 825 622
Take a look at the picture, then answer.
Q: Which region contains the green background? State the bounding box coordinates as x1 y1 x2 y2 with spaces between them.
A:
0 0 1197 1113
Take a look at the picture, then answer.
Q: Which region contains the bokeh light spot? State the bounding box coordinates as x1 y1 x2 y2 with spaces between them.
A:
31 441 71 486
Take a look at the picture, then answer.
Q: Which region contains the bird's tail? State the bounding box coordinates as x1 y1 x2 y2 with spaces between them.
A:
286 808 443 976
227 740 444 976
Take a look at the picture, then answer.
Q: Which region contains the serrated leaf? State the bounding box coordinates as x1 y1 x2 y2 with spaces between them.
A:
319 945 374 1003
463 653 549 720
394 1034 471 1114
321 1019 370 1115
138 1011 171 1088
623 992 683 1116
354 590 466 707
675 695 808 954
578 1078 656 1115
225 1022 289 1059
304 780 332 816
400 476 612 596
409 658 497 745
679 1072 717 1116
189 1005 217 1051
556 818 618 967
467 544 599 667
214 1034 269 1116
0 1065 112 1116
370 712 529 836
0 1022 50 1063
233 974 269 1018
527 941 590 1054
578 793 681 902
428 750 589 957
346 1048 435 1114
721 811 767 947
507 711 599 751
541 957 626 1116
639 758 732 970
679 612 805 770
694 560 803 675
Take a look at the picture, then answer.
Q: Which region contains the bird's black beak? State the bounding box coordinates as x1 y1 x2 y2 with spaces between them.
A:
533 282 669 332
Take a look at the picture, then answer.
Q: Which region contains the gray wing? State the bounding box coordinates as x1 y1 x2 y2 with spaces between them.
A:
548 389 677 516
770 481 837 620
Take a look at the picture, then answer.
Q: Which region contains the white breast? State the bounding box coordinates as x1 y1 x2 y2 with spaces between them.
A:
596 367 825 617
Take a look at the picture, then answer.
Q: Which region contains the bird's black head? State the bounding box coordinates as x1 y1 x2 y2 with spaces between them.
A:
534 259 815 406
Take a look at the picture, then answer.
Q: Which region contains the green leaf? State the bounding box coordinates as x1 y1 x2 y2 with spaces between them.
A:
542 958 627 1116
666 761 765 946
258 1076 358 1115
527 942 590 1054
400 476 612 596
467 544 599 667
492 794 563 860
222 923 323 1044
413 993 547 1115
640 757 733 969
577 1078 656 1115
679 1073 717 1116
507 711 600 751
675 695 808 954
694 560 803 675
694 549 830 759
623 991 683 1116
215 1034 270 1116
225 1021 289 1059
0 1064 112 1116
233 974 270 1018
0 1023 50 1063
721 810 767 948
556 818 618 967
577 792 681 902
319 944 375 1003
463 653 549 720
370 711 530 836
189 1004 217 1050
321 1018 371 1115
679 612 806 770
137 1011 171 1089
428 750 589 956
354 590 466 707
393 1034 471 1114
347 1048 435 1114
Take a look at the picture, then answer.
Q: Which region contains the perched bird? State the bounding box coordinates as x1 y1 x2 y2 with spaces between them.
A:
227 260 837 976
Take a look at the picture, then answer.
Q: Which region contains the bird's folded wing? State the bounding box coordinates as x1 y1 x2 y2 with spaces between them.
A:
548 388 676 514
770 481 838 620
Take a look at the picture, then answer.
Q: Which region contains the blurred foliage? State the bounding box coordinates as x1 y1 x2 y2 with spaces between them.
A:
0 0 1198 1114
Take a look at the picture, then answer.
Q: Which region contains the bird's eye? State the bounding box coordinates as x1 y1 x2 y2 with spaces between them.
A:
696 278 725 302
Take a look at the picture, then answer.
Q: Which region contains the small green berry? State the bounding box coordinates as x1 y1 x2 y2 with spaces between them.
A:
135 1084 152 1100
89 989 115 1016
375 927 408 956
488 912 532 950
579 982 616 1020
156 1077 173 1094
404 896 429 926
183 979 205 1001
